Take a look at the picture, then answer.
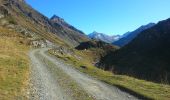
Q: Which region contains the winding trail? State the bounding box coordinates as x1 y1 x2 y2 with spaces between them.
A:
29 48 140 100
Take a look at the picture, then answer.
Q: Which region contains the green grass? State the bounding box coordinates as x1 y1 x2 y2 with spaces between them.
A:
49 49 170 100
0 27 30 100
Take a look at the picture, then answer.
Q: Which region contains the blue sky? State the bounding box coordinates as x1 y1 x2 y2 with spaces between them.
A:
26 0 170 35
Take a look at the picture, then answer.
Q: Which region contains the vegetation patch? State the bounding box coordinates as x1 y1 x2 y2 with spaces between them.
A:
0 27 30 100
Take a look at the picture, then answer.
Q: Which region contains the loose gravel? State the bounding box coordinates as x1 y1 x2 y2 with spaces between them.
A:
29 48 141 100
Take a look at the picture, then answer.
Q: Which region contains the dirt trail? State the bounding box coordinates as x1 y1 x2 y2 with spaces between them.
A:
29 48 140 100
29 49 69 100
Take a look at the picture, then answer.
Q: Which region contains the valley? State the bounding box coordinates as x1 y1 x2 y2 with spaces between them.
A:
0 0 170 100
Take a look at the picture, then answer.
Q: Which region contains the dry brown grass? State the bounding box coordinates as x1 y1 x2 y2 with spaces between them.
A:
0 27 30 100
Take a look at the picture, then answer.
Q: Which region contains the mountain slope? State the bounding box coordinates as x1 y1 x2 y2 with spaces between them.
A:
50 15 89 46
113 23 155 47
88 31 121 43
50 15 85 35
0 0 89 47
99 18 170 83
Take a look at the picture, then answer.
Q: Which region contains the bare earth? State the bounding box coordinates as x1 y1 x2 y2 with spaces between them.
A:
29 48 140 100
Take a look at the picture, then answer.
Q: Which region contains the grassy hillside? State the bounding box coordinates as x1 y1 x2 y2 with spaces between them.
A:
49 48 170 100
0 27 30 99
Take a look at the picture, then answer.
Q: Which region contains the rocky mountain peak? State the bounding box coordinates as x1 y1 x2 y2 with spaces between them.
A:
88 31 121 43
50 14 86 35
92 31 98 34
50 15 64 23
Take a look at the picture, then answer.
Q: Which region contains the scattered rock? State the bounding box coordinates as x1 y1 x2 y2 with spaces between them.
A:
31 40 46 48
0 6 9 18
80 66 87 69
53 46 74 56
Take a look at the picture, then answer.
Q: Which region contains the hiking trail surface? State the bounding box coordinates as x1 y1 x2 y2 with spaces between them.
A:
29 48 140 100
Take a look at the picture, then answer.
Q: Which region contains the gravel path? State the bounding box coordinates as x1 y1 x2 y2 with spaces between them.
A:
29 49 68 100
29 48 140 100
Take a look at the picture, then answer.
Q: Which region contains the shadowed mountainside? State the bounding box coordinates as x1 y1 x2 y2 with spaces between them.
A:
99 18 170 83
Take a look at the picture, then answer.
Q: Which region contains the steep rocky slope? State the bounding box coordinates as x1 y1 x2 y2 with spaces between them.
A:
99 18 170 83
50 15 89 46
0 0 89 47
50 15 85 35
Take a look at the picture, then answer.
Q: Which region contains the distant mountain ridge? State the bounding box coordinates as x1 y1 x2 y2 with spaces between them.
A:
113 23 155 47
88 31 121 43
